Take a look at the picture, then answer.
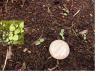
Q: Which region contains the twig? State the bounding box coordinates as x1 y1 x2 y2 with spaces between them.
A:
11 0 14 3
21 0 26 7
4 0 9 13
2 50 8 71
47 56 52 60
73 9 80 17
2 46 12 71
6 0 9 3
71 0 73 8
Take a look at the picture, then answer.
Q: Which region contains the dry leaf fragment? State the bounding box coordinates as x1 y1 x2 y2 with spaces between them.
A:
79 30 88 40
79 30 88 35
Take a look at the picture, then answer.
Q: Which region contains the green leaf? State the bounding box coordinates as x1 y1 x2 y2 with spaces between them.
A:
3 24 6 27
13 35 18 41
19 22 24 28
39 38 44 42
14 29 20 34
63 13 68 16
20 28 24 33
5 38 9 42
34 41 41 45
0 22 2 25
15 24 19 28
34 38 45 45
9 24 15 31
9 36 13 40
9 32 13 36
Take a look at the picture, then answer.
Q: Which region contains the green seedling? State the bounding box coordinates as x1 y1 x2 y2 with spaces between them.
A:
34 38 45 45
61 8 69 16
59 29 65 40
63 13 68 16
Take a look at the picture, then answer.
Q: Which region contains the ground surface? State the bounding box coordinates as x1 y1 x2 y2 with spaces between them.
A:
0 0 94 71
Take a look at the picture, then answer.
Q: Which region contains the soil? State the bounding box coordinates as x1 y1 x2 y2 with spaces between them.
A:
0 0 95 71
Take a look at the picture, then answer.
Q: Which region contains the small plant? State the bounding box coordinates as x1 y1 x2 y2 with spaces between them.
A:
0 20 24 45
61 8 69 16
59 29 65 40
34 38 45 45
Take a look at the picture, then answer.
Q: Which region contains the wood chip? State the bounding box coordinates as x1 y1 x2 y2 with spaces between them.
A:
19 62 26 71
79 30 88 35
23 48 28 52
73 10 80 17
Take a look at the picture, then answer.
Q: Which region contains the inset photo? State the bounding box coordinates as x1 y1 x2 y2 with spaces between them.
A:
0 20 24 45
0 0 94 71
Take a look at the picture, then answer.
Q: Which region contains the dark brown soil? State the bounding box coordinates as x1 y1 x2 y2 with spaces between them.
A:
0 0 95 71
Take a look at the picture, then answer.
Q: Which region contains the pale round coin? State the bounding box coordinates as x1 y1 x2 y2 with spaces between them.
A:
49 40 70 60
